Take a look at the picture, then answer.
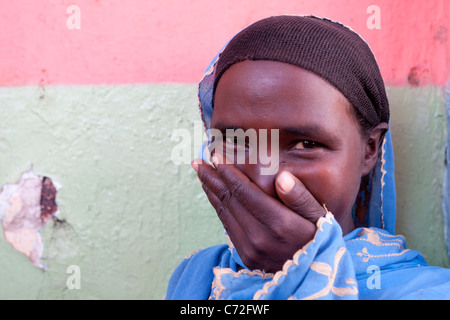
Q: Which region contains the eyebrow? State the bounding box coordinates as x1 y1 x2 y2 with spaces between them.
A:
282 125 340 143
283 125 330 136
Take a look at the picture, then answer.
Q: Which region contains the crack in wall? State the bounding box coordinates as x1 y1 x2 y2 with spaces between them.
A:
0 169 60 268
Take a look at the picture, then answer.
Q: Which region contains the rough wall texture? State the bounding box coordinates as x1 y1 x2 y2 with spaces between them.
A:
389 86 448 267
0 0 449 299
0 84 224 299
0 0 448 86
1 84 448 299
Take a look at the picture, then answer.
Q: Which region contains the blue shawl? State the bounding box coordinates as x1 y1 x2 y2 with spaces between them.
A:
166 38 450 300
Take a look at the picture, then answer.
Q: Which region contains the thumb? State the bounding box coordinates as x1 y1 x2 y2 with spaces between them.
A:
275 171 326 224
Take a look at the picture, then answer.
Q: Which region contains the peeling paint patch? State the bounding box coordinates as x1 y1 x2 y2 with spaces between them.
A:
0 169 60 268
408 66 430 87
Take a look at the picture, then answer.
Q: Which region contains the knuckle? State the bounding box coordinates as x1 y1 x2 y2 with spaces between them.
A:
201 181 210 195
217 186 232 204
217 166 249 204
270 217 290 240
228 180 248 204
289 189 322 216
216 205 228 221
290 186 309 208
197 165 208 183
241 246 261 270
247 234 267 259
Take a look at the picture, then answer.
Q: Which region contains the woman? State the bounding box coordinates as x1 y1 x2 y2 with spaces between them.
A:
166 15 450 300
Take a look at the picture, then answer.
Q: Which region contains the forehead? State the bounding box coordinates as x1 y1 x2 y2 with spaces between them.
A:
212 60 356 132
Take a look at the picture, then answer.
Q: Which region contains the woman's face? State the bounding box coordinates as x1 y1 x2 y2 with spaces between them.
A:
212 60 373 234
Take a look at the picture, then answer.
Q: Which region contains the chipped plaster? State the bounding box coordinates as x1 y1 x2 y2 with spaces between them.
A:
0 169 59 268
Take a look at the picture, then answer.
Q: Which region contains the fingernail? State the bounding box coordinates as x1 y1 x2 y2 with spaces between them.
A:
191 159 201 172
277 171 296 193
212 155 219 166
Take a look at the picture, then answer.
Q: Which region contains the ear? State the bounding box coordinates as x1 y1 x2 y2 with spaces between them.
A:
361 122 389 177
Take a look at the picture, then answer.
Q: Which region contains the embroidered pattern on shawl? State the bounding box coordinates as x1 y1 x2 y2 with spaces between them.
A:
165 16 450 300
209 212 359 300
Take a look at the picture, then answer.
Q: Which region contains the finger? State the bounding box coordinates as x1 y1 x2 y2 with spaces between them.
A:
275 171 326 224
194 159 248 251
195 158 237 208
211 154 283 218
196 158 261 229
194 158 248 228
200 180 244 236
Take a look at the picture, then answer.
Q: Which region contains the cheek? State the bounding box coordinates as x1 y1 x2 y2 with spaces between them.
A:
293 158 363 219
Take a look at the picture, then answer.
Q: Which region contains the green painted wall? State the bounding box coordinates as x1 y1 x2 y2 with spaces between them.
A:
0 84 224 299
0 83 448 299
388 86 449 268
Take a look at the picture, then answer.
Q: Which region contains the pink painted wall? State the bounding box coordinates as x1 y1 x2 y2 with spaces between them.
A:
0 1 449 299
1 0 448 87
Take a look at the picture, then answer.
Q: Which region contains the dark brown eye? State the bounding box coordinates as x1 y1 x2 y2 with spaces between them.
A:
293 140 319 150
